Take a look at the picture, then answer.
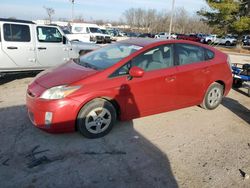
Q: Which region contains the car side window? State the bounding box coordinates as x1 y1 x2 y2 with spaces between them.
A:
37 26 62 43
110 44 174 77
3 23 31 42
176 43 205 65
205 49 215 60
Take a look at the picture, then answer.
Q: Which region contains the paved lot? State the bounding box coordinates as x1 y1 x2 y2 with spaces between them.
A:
0 54 250 188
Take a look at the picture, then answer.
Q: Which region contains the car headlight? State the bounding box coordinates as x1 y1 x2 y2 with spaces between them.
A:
40 85 81 100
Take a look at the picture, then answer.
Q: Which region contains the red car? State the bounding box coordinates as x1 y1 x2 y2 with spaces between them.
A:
26 39 232 138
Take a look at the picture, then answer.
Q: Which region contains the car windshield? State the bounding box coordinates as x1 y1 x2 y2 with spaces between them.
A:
101 29 108 34
89 27 102 33
77 43 142 70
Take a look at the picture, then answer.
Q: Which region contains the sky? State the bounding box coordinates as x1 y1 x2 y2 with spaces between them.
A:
0 0 208 21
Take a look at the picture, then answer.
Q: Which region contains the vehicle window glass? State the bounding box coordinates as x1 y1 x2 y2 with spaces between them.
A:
78 43 142 70
111 44 174 77
74 27 83 33
205 49 215 60
37 26 62 43
3 23 30 42
176 43 205 65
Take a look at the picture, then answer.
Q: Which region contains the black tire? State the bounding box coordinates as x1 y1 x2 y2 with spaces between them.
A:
232 78 243 88
77 99 116 138
201 83 224 110
225 41 231 46
207 40 212 44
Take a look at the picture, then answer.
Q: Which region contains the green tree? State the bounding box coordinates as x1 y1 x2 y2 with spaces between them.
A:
198 0 250 35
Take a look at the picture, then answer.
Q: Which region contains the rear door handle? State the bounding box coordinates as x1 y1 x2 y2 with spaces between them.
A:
202 67 210 74
7 46 18 49
38 47 47 50
165 76 176 82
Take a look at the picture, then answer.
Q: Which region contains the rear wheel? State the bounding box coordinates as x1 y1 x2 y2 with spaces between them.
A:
201 83 224 110
77 99 116 138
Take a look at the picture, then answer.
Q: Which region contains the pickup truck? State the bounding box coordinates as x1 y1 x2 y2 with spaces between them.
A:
0 18 99 76
204 35 237 46
62 29 90 43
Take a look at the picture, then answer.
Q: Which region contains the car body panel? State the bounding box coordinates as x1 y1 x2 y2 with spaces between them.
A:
26 39 232 133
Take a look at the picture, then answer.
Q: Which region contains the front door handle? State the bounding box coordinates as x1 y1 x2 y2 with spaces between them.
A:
7 46 18 49
38 47 47 50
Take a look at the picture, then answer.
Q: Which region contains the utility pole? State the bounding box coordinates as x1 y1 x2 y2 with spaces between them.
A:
169 0 175 38
70 0 75 22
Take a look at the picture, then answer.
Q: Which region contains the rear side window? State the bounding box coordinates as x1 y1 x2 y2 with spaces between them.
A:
37 26 62 43
176 43 205 65
3 23 31 42
205 49 215 60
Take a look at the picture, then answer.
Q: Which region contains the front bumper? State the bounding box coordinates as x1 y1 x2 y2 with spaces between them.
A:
26 93 81 133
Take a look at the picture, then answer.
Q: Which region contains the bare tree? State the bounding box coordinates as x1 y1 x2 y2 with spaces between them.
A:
44 6 55 24
122 7 212 34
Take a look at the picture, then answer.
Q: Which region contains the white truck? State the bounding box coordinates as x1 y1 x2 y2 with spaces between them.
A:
0 18 99 76
71 23 111 43
204 35 237 46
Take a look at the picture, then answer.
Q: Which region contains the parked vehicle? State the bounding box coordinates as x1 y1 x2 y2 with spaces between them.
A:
204 34 218 44
99 28 112 43
71 23 106 43
215 36 237 46
204 34 237 46
0 18 99 76
62 29 90 43
138 33 155 38
155 32 170 39
26 38 232 138
177 34 202 42
232 63 250 96
242 35 250 46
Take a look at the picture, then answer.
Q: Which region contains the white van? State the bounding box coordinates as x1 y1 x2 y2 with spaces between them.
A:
0 18 99 76
71 23 110 43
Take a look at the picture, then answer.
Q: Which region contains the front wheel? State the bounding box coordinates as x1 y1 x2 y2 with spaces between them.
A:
77 99 117 138
201 83 224 110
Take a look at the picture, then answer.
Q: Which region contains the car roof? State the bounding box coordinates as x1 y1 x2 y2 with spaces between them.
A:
0 18 35 24
118 38 171 47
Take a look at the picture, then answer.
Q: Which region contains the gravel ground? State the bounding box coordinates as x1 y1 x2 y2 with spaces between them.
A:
0 53 249 188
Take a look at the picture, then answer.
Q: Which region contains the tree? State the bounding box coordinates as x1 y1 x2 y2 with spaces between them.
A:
44 6 55 24
198 0 250 35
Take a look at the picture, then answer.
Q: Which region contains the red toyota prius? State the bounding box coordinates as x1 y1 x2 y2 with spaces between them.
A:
26 39 232 138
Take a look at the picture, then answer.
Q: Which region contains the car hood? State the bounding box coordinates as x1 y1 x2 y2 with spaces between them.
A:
34 60 98 89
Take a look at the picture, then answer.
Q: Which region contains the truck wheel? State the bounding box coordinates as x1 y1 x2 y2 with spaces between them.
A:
201 83 224 110
207 40 212 44
77 99 117 139
225 41 231 46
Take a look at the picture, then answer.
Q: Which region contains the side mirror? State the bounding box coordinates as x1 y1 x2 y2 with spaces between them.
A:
129 66 144 78
63 36 67 44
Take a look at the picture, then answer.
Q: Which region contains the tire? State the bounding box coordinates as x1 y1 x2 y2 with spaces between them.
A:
77 99 117 138
201 83 224 110
225 41 231 46
207 40 212 44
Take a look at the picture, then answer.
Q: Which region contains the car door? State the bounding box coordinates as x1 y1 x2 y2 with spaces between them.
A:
1 23 37 67
174 43 210 108
111 44 177 118
36 26 70 67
